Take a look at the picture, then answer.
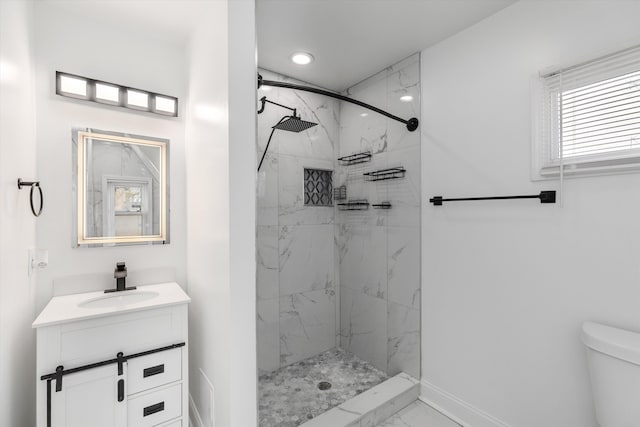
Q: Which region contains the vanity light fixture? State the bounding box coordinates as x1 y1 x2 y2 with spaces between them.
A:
56 71 178 117
291 52 314 65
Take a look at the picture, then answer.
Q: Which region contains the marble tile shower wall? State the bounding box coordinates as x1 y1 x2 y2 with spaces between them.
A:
256 54 421 378
336 54 421 379
257 69 341 373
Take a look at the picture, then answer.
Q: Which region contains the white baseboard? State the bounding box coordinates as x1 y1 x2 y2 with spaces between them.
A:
420 379 513 427
190 394 206 427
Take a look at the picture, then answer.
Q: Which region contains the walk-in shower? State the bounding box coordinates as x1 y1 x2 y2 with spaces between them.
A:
256 53 421 426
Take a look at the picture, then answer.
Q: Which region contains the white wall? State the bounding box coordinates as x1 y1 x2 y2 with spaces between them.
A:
420 2 640 427
228 1 257 425
185 1 257 425
32 2 188 311
0 2 37 426
184 2 231 426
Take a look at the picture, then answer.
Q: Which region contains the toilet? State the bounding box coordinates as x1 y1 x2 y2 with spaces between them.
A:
582 321 640 427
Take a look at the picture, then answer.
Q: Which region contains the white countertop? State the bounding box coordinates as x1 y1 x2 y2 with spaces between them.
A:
32 282 190 328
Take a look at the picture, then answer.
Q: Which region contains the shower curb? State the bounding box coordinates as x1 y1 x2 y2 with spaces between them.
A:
301 372 420 427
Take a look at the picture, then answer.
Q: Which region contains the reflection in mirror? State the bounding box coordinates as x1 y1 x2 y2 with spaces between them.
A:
73 128 169 246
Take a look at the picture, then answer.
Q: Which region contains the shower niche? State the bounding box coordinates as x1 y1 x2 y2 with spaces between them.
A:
256 53 421 426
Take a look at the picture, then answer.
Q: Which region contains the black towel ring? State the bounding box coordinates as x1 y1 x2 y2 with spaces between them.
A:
17 178 44 217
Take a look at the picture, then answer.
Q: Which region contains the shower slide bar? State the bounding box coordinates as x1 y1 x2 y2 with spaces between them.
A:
429 191 556 206
258 74 419 132
40 342 185 427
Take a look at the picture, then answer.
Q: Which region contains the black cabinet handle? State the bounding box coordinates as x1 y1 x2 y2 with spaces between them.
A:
143 401 165 417
143 364 165 378
117 379 124 402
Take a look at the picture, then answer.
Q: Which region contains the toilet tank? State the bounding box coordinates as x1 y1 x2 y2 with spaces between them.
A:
582 321 640 427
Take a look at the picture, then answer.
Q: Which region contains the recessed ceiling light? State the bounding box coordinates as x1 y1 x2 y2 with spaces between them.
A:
291 52 314 65
400 95 413 102
360 113 368 117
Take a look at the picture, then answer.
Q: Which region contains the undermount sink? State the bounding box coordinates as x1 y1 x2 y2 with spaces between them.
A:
78 290 160 309
33 282 190 327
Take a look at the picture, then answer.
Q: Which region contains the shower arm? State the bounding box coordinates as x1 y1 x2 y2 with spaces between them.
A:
257 96 297 117
258 74 419 132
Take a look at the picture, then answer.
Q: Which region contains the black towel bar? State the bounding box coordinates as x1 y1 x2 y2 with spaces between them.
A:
430 191 556 206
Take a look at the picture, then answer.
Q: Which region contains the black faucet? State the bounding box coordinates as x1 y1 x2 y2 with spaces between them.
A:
105 262 137 293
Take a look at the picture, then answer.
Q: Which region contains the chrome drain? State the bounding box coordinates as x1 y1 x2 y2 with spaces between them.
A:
317 381 332 390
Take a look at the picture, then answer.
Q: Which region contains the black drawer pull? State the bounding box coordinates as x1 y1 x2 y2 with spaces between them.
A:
143 364 165 378
117 379 124 402
143 401 164 417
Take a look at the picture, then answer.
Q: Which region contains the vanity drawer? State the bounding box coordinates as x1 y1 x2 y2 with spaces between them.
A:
128 383 181 427
128 348 181 395
157 420 181 427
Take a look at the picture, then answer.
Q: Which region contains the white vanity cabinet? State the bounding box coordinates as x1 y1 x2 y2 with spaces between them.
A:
51 364 125 427
33 282 190 427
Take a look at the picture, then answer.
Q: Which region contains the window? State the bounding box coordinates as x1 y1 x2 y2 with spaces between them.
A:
104 177 152 238
532 45 640 178
113 185 143 236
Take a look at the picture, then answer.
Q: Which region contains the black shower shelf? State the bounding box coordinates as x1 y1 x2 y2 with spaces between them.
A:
363 167 406 181
372 202 392 209
337 200 370 211
338 151 372 165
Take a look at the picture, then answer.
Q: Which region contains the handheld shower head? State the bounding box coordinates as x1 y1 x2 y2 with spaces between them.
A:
272 116 318 133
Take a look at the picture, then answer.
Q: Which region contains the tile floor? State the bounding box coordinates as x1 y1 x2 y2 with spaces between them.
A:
302 372 419 427
258 348 389 427
376 400 461 427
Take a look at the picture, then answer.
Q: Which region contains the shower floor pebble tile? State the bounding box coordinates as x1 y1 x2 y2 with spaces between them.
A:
259 348 389 427
375 400 461 427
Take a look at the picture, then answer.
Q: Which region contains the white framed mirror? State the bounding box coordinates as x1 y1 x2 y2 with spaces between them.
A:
72 128 169 247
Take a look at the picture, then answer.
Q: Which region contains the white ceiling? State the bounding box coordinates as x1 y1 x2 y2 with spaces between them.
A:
37 0 516 92
36 0 214 45
257 0 516 91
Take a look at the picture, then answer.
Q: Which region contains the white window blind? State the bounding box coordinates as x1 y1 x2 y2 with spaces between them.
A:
533 44 640 178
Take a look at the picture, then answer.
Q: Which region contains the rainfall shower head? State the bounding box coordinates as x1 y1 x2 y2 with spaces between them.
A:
258 97 318 132
257 96 319 172
272 115 318 133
